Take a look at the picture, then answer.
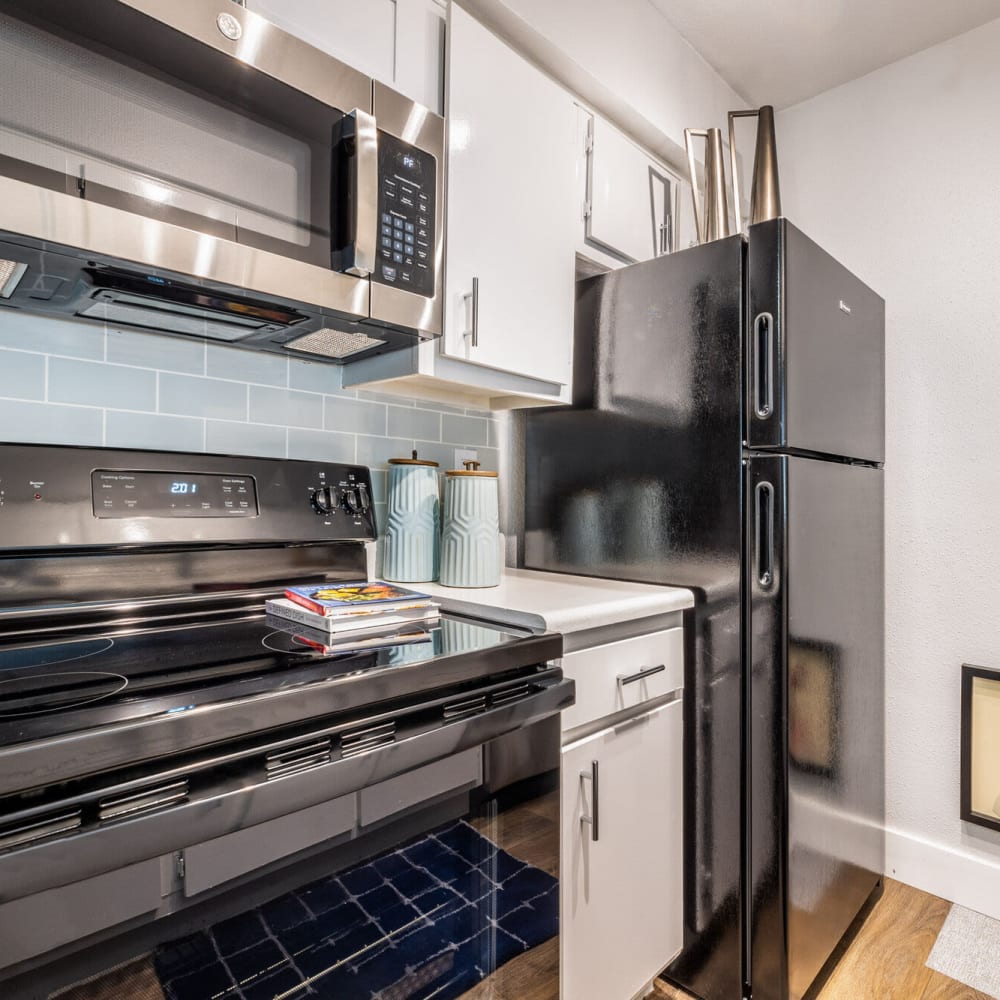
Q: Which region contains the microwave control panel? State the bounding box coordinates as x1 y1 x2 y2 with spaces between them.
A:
373 131 436 298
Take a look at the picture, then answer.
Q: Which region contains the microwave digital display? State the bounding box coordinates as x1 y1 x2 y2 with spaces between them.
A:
374 130 436 298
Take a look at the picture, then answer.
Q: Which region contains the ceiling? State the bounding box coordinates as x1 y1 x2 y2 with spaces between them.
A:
647 0 1000 108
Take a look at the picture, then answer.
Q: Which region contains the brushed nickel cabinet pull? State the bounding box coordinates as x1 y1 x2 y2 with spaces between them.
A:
580 759 599 842
617 663 666 689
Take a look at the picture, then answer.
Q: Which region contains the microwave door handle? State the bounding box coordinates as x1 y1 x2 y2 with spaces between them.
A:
347 109 378 278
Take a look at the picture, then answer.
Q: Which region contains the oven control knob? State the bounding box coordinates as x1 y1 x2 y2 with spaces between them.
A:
341 484 370 515
310 487 337 514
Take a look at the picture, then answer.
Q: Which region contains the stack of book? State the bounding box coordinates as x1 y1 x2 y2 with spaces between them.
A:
265 581 440 654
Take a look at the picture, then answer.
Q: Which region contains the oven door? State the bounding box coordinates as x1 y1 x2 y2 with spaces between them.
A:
0 669 570 999
0 0 440 335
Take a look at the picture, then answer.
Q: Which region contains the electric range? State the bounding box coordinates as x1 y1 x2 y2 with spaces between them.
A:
0 443 570 999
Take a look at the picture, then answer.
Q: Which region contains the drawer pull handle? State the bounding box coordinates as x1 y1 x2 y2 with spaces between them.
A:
580 760 599 842
617 663 666 689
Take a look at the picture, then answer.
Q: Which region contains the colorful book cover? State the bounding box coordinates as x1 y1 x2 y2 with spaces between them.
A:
284 580 432 617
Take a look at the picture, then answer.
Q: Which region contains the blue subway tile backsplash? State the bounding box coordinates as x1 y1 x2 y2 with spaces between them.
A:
0 314 105 360
249 386 323 428
106 328 205 374
0 349 45 401
0 317 499 534
105 410 204 452
0 398 103 445
158 371 248 421
48 357 157 411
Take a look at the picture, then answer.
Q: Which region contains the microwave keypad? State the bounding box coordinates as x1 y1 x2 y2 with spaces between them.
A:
373 131 436 298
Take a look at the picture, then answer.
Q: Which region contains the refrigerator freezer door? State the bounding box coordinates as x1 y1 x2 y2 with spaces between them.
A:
745 453 884 1000
747 219 885 463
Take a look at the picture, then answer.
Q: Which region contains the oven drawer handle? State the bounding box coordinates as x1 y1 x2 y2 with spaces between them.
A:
617 663 666 689
344 108 378 278
580 760 599 842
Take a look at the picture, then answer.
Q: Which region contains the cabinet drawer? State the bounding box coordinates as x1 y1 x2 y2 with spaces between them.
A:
0 859 161 970
560 627 683 732
359 747 482 827
184 794 356 897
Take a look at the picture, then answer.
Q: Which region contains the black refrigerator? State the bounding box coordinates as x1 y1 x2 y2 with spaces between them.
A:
523 218 884 1000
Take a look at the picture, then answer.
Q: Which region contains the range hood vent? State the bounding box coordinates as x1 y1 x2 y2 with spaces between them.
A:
284 327 388 360
0 238 426 365
77 267 307 342
0 258 28 298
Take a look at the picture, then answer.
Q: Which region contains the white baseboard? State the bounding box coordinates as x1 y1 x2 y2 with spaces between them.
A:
887 827 1000 920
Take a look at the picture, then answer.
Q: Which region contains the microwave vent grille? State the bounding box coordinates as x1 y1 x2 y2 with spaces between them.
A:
0 259 28 299
284 328 387 360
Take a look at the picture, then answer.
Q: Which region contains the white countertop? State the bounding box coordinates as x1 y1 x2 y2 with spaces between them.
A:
417 568 693 635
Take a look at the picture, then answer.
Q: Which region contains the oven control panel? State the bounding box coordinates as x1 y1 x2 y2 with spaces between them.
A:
92 470 260 518
372 130 436 297
0 444 377 548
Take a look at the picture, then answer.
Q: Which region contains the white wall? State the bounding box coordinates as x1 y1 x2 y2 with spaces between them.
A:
777 18 1000 918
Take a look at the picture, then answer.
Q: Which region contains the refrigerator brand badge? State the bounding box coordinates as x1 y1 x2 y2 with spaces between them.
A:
839 300 852 314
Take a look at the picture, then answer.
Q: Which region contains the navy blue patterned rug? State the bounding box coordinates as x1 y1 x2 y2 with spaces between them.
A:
154 820 558 1000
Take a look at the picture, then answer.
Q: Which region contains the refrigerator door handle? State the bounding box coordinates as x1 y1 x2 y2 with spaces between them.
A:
752 312 774 419
755 480 775 588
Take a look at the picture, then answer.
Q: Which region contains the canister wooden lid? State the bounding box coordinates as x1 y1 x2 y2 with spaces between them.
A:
446 460 498 478
388 449 438 467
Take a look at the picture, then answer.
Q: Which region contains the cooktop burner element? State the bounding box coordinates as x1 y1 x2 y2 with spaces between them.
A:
1 637 114 672
0 670 129 718
261 629 344 656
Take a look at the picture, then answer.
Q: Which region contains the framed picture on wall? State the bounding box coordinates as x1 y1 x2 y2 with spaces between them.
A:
961 663 1000 834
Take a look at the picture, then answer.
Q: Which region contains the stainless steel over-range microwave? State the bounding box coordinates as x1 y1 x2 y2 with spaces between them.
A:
0 0 444 363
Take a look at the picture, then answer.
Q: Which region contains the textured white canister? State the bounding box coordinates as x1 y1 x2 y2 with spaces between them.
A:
440 461 500 588
383 452 440 583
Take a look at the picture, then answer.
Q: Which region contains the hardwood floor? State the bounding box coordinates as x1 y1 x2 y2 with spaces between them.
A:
53 874 990 1000
654 880 992 1000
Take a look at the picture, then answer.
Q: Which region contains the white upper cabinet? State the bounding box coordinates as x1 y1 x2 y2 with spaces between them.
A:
246 0 445 114
578 108 682 266
441 4 577 388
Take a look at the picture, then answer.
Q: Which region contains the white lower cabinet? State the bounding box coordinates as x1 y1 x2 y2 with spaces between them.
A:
561 698 684 1000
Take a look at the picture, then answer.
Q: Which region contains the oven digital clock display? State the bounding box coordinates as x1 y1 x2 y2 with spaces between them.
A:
91 470 259 518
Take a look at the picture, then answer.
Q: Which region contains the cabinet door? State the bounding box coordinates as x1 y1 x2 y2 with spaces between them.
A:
561 699 684 1000
583 113 677 264
443 5 577 386
246 0 446 114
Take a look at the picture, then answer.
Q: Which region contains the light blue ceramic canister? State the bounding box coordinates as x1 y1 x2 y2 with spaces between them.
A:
440 460 500 588
383 451 440 583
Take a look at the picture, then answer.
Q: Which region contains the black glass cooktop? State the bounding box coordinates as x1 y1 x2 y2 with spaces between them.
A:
0 612 534 749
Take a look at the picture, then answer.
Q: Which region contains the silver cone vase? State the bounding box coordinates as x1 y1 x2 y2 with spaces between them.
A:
684 126 731 244
728 104 781 234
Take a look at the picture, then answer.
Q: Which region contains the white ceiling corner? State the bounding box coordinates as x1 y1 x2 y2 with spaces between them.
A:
647 0 1000 108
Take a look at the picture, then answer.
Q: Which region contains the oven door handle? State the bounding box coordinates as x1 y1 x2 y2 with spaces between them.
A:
0 675 575 905
343 108 378 278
